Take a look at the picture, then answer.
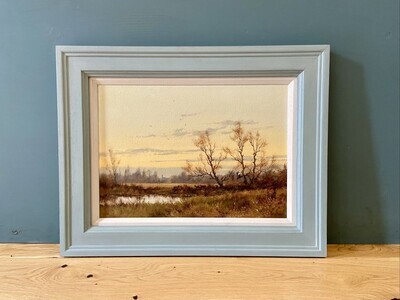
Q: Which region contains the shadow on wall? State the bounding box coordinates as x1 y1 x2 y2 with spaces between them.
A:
328 52 383 243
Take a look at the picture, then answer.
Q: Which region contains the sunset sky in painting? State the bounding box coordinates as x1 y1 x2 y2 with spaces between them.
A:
98 83 288 177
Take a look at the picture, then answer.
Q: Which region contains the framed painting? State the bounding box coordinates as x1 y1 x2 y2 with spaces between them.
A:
56 45 330 257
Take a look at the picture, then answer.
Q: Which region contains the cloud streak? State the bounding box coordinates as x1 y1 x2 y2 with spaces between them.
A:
100 148 199 157
213 119 258 126
180 113 200 118
172 128 191 137
149 155 287 164
135 120 265 140
170 120 259 138
136 134 156 138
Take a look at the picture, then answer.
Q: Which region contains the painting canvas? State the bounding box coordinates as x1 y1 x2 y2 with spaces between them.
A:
95 78 289 219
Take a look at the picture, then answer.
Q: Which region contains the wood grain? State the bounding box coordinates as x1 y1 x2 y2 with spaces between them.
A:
0 244 398 300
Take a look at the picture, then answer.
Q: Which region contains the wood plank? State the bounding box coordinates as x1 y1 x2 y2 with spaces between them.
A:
0 243 59 258
0 244 398 299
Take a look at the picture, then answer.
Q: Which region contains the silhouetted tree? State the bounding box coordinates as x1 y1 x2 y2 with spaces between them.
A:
123 166 131 184
247 130 269 185
183 131 227 187
106 149 120 186
223 122 250 185
223 122 273 186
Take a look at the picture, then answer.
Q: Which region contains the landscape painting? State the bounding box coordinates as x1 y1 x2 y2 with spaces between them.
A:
98 80 288 218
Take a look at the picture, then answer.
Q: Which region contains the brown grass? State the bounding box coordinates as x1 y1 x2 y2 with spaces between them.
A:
100 187 287 218
126 182 201 188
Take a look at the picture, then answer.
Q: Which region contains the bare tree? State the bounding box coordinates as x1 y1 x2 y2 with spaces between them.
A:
123 165 131 184
223 122 249 185
223 122 274 186
247 131 268 185
183 131 226 187
106 149 120 186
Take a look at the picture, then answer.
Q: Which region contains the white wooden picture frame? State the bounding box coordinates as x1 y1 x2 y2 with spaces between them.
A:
56 45 330 257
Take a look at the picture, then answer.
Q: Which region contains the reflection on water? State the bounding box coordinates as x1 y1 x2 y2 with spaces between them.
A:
104 195 182 206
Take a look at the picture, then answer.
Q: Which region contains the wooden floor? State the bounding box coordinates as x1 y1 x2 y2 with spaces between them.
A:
0 244 398 300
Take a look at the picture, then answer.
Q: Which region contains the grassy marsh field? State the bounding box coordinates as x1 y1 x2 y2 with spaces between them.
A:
100 184 286 218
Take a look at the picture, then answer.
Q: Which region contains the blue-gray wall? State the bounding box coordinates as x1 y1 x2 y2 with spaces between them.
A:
0 0 399 243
